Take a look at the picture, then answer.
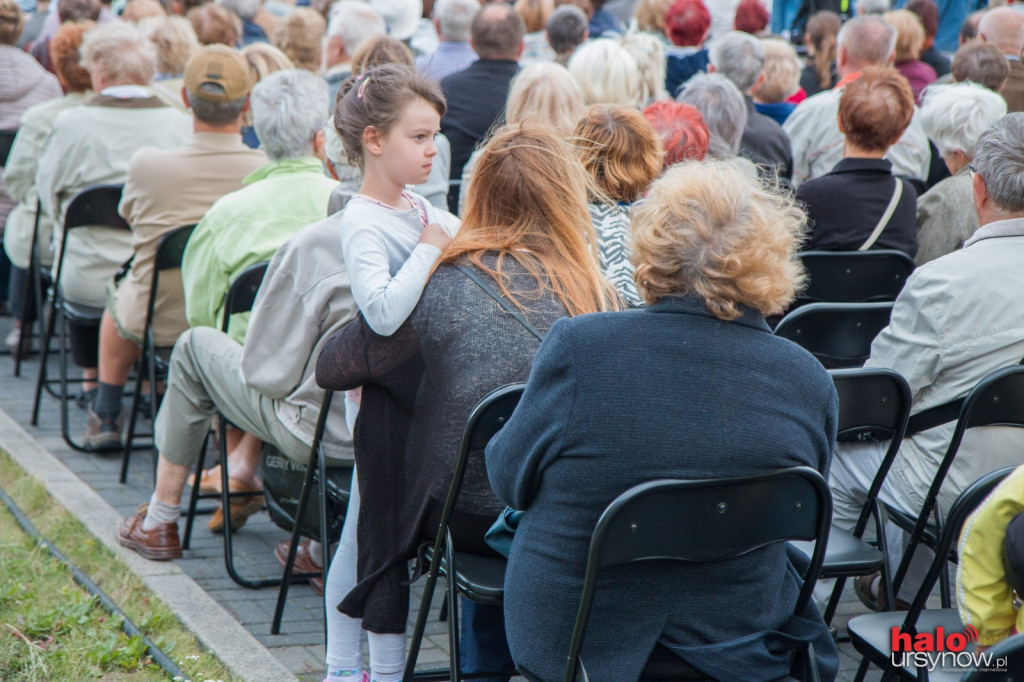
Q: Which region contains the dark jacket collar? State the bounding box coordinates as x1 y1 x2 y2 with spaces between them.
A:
647 294 771 332
827 157 893 175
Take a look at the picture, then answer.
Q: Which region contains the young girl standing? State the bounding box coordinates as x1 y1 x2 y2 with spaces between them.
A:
325 64 453 682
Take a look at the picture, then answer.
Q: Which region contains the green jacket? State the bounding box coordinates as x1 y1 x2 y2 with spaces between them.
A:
181 156 337 343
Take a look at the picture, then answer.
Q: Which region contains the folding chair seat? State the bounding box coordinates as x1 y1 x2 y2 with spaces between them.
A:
179 261 276 589
564 467 833 682
795 250 915 308
119 224 196 483
774 302 893 369
404 383 525 681
884 365 1024 609
847 466 1016 682
30 184 131 451
959 632 1024 682
791 368 912 624
271 389 354 635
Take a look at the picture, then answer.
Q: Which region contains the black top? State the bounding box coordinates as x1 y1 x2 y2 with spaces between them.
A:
440 58 519 210
740 96 793 180
799 62 838 97
920 46 952 78
797 157 918 257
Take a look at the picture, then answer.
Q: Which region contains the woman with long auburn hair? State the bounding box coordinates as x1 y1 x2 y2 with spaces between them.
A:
315 121 616 672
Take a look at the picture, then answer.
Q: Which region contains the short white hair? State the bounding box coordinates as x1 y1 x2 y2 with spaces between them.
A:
677 72 747 157
328 0 387 54
621 31 666 106
709 30 764 93
251 69 329 161
80 22 157 85
434 0 479 41
568 38 642 107
919 82 1007 159
856 0 889 14
218 0 260 21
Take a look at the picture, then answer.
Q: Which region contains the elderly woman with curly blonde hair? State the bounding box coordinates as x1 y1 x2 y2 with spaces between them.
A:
486 158 840 682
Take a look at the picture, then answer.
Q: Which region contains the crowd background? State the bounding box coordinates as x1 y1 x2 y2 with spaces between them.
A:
5 0 1024 679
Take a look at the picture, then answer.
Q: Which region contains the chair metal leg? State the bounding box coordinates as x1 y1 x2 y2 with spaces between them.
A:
822 576 845 625
13 262 35 378
404 536 447 680
182 437 208 550
120 347 148 483
853 657 870 682
271 443 319 634
31 286 59 425
445 532 462 682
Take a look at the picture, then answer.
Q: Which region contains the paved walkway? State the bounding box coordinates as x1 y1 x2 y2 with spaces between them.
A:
0 313 884 681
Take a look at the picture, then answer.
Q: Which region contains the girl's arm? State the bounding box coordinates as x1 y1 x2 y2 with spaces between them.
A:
342 222 447 337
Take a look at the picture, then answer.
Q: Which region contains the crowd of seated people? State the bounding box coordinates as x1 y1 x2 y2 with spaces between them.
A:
6 0 1024 678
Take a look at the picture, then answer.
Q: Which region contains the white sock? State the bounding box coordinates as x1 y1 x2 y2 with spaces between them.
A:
142 493 179 531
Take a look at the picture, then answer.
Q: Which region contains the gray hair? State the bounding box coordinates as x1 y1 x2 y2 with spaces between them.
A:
709 31 764 93
677 72 747 157
185 89 248 126
250 69 329 161
80 21 157 85
920 83 1007 159
434 0 479 42
546 4 587 54
218 0 260 22
837 15 897 68
327 1 387 55
855 0 889 15
973 113 1024 213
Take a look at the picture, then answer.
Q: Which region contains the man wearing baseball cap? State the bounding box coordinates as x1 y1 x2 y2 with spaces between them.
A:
85 44 266 451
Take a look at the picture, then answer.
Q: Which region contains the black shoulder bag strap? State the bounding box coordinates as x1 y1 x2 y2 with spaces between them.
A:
454 263 545 341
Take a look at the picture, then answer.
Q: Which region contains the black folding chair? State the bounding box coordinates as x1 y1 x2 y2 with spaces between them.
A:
847 466 1016 682
774 302 893 369
12 198 50 378
795 250 915 308
884 365 1024 610
959 632 1024 682
404 383 525 682
792 368 912 626
564 467 832 682
30 184 131 451
119 224 196 483
270 389 354 635
179 261 275 589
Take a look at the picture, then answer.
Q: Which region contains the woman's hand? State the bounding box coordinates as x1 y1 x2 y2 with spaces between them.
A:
419 223 452 251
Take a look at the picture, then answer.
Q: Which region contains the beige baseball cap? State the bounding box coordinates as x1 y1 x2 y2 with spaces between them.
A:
184 44 253 102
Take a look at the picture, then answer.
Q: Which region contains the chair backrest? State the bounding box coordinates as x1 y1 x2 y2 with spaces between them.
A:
221 261 269 334
63 184 129 232
831 368 912 538
0 129 16 167
774 302 893 369
796 250 915 306
898 466 1016 627
959 632 1024 681
154 224 196 272
565 467 833 682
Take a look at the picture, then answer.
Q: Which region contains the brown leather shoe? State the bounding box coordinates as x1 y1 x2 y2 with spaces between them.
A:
854 572 912 612
187 468 221 495
117 503 182 561
208 478 264 533
274 539 324 595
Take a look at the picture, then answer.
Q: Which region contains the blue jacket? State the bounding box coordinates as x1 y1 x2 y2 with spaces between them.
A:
485 295 840 681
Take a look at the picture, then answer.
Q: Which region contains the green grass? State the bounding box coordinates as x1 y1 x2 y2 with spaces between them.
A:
0 451 240 682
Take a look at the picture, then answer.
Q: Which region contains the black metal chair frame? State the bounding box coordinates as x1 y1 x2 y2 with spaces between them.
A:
119 224 196 484
270 389 354 635
774 302 894 369
795 249 915 307
12 198 50 378
180 261 278 589
810 368 912 626
884 365 1024 611
30 184 136 452
564 467 832 682
0 130 17 361
848 466 1016 682
404 383 526 682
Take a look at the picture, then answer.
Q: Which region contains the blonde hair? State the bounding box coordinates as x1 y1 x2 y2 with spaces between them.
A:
631 159 807 318
272 7 326 72
575 104 664 203
123 0 166 23
633 0 672 34
754 38 801 103
350 34 415 76
568 38 643 107
80 21 157 85
242 41 294 82
139 16 199 76
884 9 925 63
506 62 586 135
514 0 553 33
621 32 667 105
438 122 618 316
